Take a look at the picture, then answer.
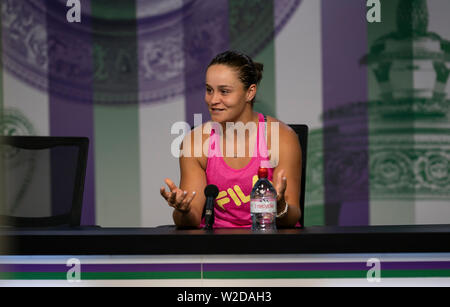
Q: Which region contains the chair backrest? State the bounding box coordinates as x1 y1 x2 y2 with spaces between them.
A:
0 136 89 227
287 124 308 228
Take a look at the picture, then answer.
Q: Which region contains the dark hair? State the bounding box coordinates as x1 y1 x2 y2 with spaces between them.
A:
208 50 264 91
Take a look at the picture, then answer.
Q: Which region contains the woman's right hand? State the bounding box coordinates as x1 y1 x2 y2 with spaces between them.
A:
160 178 197 213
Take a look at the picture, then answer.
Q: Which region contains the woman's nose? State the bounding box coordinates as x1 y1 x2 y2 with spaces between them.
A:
210 92 221 104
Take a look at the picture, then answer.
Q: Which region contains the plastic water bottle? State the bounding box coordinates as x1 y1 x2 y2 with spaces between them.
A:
250 167 277 231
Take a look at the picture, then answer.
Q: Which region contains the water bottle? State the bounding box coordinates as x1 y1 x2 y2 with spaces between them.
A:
250 167 277 231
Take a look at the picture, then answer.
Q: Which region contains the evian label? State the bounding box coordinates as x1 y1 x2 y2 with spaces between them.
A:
251 198 276 213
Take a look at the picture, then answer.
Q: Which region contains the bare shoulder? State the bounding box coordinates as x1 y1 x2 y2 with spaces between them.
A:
265 115 301 172
265 115 300 145
180 122 211 169
180 122 210 148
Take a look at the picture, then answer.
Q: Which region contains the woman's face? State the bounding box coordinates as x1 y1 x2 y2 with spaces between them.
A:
205 64 255 123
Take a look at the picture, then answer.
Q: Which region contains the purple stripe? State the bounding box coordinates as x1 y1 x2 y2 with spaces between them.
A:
46 1 95 225
3 262 450 273
205 262 365 271
321 0 369 226
183 0 230 127
382 262 450 270
81 263 200 273
204 261 450 272
0 263 200 273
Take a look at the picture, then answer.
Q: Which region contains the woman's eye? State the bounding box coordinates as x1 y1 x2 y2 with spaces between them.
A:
206 88 212 94
221 90 229 94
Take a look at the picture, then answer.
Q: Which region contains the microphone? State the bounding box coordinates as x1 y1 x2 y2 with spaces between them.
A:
203 184 219 230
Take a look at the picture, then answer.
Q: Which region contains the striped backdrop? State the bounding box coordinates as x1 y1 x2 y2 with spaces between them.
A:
1 254 450 285
1 0 450 227
1 261 450 280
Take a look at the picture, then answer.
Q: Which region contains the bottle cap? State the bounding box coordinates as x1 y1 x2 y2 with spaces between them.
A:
258 167 268 179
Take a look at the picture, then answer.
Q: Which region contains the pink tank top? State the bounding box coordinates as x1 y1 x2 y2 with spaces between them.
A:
201 113 274 228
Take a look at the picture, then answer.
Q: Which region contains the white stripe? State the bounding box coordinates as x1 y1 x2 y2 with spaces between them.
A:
275 0 323 129
139 96 186 227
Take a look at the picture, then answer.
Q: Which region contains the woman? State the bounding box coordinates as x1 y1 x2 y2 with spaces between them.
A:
160 50 302 228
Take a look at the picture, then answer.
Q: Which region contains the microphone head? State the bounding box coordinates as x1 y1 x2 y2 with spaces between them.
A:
204 184 219 198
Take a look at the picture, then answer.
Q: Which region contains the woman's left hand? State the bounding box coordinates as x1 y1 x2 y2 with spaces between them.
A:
274 169 287 206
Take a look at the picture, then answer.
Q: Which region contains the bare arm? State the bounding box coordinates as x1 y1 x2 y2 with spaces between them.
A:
270 122 302 227
172 152 207 227
160 128 208 228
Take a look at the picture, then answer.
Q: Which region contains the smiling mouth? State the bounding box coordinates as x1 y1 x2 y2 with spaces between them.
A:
211 108 225 112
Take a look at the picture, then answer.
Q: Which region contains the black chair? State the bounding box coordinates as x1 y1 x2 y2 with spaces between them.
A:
287 124 308 228
0 136 89 227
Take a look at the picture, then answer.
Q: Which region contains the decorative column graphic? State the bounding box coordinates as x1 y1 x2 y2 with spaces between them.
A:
0 108 37 220
364 0 450 225
308 0 450 226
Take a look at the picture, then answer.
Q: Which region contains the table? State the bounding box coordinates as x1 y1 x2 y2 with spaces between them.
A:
1 225 450 286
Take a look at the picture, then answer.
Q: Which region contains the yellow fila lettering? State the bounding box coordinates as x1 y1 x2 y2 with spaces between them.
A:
216 191 230 210
227 188 241 206
234 185 250 203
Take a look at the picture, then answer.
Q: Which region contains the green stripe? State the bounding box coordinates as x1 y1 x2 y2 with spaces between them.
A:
93 106 141 226
0 5 3 113
304 204 325 227
0 272 67 280
254 41 276 117
229 0 276 117
2 270 450 280
91 1 141 227
82 272 200 280
381 269 450 278
204 269 450 279
0 272 200 280
204 270 367 279
0 8 5 238
305 130 325 226
371 128 450 135
0 6 3 114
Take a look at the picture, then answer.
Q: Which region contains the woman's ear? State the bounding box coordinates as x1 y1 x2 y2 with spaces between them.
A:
246 84 257 102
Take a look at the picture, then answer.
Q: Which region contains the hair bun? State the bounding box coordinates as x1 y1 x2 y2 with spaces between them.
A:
253 62 264 85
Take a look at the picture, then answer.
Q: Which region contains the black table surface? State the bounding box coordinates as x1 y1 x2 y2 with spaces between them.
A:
1 224 450 255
